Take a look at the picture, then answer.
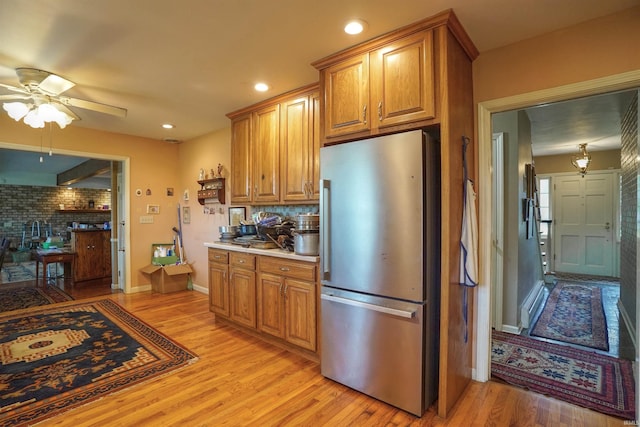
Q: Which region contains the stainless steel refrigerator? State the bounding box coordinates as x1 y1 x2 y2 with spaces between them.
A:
319 129 440 417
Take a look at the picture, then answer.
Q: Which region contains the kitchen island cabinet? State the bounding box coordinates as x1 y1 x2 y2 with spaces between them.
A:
205 243 319 360
71 230 111 282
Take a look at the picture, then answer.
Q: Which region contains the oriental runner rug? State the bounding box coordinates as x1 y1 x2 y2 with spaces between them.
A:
0 298 198 426
491 330 635 420
0 283 73 313
530 282 609 351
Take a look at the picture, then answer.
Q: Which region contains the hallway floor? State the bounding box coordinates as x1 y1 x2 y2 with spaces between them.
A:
522 273 634 360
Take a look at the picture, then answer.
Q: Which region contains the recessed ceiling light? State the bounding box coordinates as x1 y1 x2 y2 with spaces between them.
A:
254 82 269 92
344 19 367 35
162 123 175 129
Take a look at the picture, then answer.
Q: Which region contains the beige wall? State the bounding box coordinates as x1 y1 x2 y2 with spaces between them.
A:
534 149 621 174
177 127 232 290
474 6 640 104
0 114 182 292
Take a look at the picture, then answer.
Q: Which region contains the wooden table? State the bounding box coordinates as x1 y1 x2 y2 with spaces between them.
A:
35 248 76 286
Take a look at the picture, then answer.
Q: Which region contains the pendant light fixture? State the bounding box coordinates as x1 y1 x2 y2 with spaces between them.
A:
570 143 591 177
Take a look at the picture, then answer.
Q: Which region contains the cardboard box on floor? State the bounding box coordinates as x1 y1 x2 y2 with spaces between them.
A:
140 243 192 293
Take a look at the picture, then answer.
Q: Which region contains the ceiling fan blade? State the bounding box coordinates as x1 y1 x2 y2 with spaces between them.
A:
38 74 75 95
15 68 75 95
58 96 127 118
0 83 30 94
0 94 31 100
51 101 80 120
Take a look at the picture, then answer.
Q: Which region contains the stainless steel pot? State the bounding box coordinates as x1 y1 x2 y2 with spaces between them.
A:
293 230 319 255
296 213 319 231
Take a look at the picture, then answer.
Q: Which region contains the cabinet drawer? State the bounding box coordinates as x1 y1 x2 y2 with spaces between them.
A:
259 257 316 282
208 249 229 263
230 252 256 269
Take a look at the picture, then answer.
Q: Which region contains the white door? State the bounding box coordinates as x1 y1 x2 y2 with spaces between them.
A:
554 172 614 276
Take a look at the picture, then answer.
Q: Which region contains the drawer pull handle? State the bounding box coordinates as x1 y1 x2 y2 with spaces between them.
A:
238 259 245 263
279 267 290 272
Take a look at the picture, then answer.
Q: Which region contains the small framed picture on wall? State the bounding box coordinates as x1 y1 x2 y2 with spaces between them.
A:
229 207 246 226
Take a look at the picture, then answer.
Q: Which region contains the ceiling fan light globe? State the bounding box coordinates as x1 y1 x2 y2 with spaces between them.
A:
24 109 45 128
3 102 30 120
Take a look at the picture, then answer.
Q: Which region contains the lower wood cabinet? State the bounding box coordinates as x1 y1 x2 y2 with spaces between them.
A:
258 257 317 351
229 252 257 328
71 230 111 282
208 249 229 316
207 248 318 355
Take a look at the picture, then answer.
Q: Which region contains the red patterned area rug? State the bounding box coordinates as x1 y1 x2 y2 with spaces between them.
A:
530 282 609 351
492 330 635 420
0 283 73 313
0 298 198 426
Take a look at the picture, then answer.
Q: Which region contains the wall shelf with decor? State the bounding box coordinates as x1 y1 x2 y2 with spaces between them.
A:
197 178 225 205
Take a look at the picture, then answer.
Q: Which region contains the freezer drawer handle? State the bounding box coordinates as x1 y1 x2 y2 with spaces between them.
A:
321 294 416 319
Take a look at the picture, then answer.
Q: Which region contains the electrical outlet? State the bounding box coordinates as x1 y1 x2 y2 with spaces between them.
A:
139 215 154 224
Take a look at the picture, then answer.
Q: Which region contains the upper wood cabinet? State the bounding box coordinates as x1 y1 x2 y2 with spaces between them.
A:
281 90 321 202
316 30 434 141
228 83 319 205
253 104 280 203
323 53 370 138
229 114 252 203
370 30 435 128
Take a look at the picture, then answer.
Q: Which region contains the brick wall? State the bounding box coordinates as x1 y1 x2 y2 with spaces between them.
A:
0 185 111 249
619 91 638 327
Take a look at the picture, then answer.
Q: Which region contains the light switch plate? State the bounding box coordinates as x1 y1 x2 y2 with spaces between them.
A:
139 215 154 224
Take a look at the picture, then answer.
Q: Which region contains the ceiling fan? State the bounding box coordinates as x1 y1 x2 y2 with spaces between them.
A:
0 68 127 128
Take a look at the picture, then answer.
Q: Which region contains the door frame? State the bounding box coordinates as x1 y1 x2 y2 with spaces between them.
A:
0 142 132 293
476 69 640 383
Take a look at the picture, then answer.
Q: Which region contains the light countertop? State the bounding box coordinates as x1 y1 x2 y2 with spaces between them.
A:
204 242 319 263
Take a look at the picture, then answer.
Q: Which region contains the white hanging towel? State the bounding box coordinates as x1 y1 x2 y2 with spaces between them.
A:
460 178 478 287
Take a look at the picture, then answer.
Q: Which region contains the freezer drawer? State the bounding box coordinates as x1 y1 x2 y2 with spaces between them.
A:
320 287 434 416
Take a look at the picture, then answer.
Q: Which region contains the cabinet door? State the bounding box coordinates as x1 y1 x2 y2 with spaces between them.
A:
209 262 229 317
230 267 256 328
74 232 102 281
323 53 370 138
370 30 435 128
284 279 316 351
309 91 321 200
281 95 310 202
257 272 285 338
253 104 280 203
230 114 253 203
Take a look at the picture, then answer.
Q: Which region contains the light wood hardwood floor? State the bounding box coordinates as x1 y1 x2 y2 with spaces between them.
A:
37 289 626 427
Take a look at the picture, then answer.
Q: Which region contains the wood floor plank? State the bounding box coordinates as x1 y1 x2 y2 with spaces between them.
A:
29 288 628 427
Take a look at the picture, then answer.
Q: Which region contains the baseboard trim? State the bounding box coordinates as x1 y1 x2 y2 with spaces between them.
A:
521 280 545 329
500 324 522 335
617 299 637 351
192 283 208 294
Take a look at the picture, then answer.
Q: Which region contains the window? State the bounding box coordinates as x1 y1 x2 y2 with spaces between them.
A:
537 176 551 237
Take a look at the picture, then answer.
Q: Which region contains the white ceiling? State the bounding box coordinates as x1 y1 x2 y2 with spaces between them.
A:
0 0 638 184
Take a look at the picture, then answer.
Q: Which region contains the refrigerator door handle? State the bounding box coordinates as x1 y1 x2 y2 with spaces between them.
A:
321 293 416 319
320 179 331 280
